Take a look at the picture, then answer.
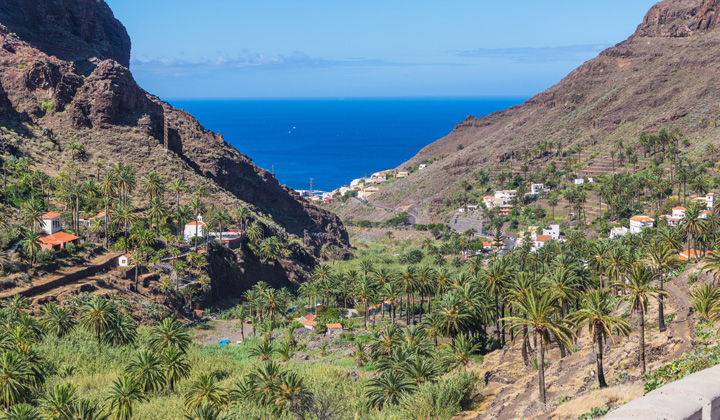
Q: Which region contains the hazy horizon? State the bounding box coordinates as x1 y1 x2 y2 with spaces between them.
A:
105 0 657 99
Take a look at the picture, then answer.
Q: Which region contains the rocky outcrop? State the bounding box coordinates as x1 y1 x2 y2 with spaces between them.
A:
633 0 720 38
0 0 348 260
367 0 720 218
0 0 130 74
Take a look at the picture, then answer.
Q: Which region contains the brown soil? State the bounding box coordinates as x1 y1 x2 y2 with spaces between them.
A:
193 319 254 346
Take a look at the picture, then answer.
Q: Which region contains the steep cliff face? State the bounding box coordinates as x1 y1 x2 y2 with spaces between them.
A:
366 0 720 219
0 0 130 74
0 1 348 264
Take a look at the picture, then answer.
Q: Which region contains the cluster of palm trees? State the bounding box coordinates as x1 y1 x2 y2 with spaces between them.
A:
266 222 707 406
0 295 217 420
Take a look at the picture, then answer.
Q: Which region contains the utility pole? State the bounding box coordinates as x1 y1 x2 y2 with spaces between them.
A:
310 178 314 195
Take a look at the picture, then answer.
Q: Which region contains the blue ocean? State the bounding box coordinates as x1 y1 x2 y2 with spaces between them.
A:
169 98 526 192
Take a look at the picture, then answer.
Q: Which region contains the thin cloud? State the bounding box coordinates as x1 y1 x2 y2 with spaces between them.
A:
457 44 610 62
130 52 437 73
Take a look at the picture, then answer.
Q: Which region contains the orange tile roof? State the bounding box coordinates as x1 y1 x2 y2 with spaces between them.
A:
122 253 131 258
678 249 712 261
673 206 687 211
39 231 79 245
630 216 653 222
299 320 317 327
536 235 552 242
326 323 343 329
40 211 61 219
186 221 206 226
483 242 491 247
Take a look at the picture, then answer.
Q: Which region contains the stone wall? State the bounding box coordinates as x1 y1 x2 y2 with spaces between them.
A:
604 364 720 419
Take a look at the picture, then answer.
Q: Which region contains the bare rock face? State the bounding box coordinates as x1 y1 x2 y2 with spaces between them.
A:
0 0 130 74
634 0 720 37
0 0 349 277
68 60 164 138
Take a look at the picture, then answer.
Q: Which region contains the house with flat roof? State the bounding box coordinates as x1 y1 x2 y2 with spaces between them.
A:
691 193 715 210
610 227 629 239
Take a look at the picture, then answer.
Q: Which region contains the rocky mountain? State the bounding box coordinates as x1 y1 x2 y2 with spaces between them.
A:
0 0 348 280
363 0 720 221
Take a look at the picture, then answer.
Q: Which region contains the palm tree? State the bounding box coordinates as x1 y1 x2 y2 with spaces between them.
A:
616 266 668 375
168 179 187 236
397 266 418 325
101 314 137 347
162 347 191 392
39 383 77 420
2 403 42 419
702 250 720 284
142 173 165 199
0 352 33 408
365 371 417 409
125 350 164 393
183 403 225 420
644 241 678 332
184 374 228 411
567 289 631 389
39 303 75 338
21 230 41 268
68 400 109 420
502 288 575 404
442 333 482 370
189 196 206 250
149 318 191 353
79 298 116 344
111 205 137 254
548 196 558 220
691 284 720 321
248 341 276 362
680 205 704 255
20 200 44 232
105 376 147 420
355 276 377 328
147 197 168 233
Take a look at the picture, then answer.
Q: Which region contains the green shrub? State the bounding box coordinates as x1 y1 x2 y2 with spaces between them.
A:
36 250 56 264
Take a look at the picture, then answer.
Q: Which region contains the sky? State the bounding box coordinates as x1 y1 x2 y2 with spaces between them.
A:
105 0 658 99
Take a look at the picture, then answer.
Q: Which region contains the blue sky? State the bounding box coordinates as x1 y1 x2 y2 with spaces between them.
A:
105 0 658 98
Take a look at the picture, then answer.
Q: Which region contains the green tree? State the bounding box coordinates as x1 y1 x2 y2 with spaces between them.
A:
184 374 228 412
149 318 192 354
502 288 575 404
567 289 630 389
365 371 417 409
125 350 164 393
105 376 147 420
616 266 668 375
162 347 191 392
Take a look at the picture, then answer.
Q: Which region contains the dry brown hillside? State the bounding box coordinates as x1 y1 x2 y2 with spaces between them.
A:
364 0 720 222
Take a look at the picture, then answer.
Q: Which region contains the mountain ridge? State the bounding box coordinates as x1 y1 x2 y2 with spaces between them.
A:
360 0 720 221
0 0 348 262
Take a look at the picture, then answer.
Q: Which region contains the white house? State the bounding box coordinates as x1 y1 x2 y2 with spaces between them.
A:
701 209 711 219
350 178 364 187
418 164 427 170
339 185 352 196
530 183 545 195
40 211 62 235
483 196 495 209
494 190 517 205
533 235 552 252
691 193 715 210
629 216 654 234
662 207 686 227
184 215 206 241
542 224 560 240
610 227 629 239
574 178 584 185
396 171 409 178
118 253 131 267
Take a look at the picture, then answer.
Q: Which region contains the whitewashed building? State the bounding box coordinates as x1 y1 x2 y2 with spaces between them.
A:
629 216 654 234
610 227 629 239
40 211 62 235
184 215 206 241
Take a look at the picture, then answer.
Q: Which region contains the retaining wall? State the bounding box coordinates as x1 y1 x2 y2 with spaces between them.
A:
604 364 720 420
16 258 116 297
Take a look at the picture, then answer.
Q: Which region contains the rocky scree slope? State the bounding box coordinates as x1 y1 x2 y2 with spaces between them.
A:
370 0 720 216
0 0 348 261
